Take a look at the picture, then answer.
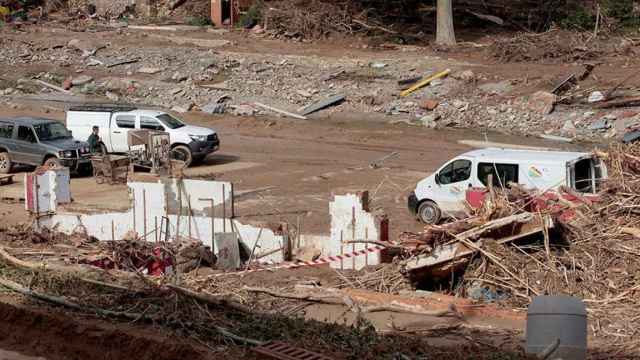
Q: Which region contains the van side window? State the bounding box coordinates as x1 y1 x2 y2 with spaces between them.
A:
478 163 519 187
0 123 13 138
140 116 164 131
439 159 472 184
115 115 136 129
17 126 36 143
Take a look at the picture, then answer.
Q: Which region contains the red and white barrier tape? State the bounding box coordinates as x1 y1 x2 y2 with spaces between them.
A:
209 245 385 278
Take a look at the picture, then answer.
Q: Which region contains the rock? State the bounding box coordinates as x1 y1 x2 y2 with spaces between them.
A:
454 70 475 82
293 246 321 262
251 24 265 34
588 91 605 103
170 88 183 95
420 99 439 111
62 78 73 90
201 102 226 114
296 89 312 98
87 58 103 67
67 39 81 48
171 102 194 113
527 91 557 115
561 119 577 137
105 91 120 101
583 111 595 117
137 67 163 75
604 114 617 121
452 100 469 112
589 118 612 131
430 79 443 87
419 113 441 128
171 72 188 82
230 104 256 116
71 75 94 86
369 62 387 69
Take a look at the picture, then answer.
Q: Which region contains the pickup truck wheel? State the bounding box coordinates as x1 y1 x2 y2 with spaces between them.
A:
0 152 12 174
44 157 61 169
171 145 193 167
417 201 441 225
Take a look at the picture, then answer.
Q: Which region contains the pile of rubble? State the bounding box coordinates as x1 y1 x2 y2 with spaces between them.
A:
396 143 640 354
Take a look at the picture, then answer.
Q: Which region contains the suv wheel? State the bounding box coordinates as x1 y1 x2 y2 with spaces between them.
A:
417 200 442 225
0 152 12 174
44 157 61 169
171 145 193 167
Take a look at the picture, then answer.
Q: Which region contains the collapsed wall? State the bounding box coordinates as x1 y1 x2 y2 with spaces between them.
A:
33 172 388 270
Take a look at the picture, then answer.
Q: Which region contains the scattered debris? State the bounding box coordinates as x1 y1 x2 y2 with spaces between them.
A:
300 94 345 116
254 102 307 120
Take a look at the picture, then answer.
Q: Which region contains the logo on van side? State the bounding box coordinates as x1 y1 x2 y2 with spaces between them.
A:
528 166 543 178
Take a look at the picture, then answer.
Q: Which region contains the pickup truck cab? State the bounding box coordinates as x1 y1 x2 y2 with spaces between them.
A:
66 105 219 166
408 148 607 224
0 117 91 174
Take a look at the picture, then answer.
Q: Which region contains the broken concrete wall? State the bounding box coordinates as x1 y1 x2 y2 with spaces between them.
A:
24 168 71 215
39 212 286 263
128 177 233 219
318 192 387 270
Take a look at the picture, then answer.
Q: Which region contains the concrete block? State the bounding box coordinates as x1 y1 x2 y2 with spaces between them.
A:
215 233 241 270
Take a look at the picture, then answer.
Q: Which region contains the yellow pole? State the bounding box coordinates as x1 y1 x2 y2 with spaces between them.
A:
400 68 451 97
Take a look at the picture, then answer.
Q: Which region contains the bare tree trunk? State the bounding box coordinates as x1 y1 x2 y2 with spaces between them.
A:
436 0 456 46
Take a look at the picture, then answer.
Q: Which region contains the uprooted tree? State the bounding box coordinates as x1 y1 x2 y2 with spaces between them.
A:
436 0 456 45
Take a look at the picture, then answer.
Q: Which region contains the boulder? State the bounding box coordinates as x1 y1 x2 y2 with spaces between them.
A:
420 99 439 111
527 91 557 115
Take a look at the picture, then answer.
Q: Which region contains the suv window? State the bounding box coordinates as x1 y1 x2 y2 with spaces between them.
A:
116 115 136 129
140 116 164 131
438 159 472 185
478 162 519 187
0 123 13 139
17 126 36 143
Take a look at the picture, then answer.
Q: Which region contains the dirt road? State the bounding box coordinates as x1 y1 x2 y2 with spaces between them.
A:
0 106 565 237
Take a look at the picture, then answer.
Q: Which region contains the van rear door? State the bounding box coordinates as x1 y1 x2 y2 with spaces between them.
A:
567 155 607 194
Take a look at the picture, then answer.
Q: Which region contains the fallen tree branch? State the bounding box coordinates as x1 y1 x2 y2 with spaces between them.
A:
244 286 461 318
166 284 257 314
0 246 143 290
0 277 143 320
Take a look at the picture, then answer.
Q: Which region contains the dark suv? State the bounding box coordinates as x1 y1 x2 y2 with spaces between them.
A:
0 117 91 174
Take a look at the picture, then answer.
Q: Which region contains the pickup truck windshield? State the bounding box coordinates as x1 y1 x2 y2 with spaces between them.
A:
33 122 72 141
157 114 185 129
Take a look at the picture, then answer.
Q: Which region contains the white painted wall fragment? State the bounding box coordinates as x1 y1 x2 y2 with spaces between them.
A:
24 168 71 214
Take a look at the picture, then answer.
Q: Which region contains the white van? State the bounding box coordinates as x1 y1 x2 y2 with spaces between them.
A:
66 105 219 166
408 148 607 224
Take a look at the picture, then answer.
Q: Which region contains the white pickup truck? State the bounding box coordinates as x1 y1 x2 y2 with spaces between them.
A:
66 105 219 166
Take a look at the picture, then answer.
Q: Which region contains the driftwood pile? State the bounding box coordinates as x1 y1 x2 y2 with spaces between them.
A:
400 143 640 354
488 29 606 63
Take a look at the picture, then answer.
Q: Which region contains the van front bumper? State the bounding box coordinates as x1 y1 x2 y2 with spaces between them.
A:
408 191 419 215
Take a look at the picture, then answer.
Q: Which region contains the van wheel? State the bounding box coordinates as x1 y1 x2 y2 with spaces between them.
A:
171 145 193 167
44 157 61 169
0 152 12 174
417 201 441 225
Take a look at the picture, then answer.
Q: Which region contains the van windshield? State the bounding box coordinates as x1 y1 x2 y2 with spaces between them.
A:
156 114 185 129
33 122 72 141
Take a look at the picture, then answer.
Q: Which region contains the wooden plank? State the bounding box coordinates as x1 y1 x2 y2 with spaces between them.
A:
405 213 540 272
